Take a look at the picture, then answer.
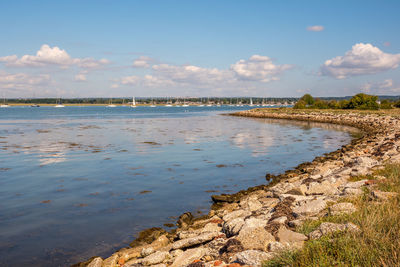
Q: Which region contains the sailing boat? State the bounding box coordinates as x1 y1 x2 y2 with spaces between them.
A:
130 97 136 107
54 98 65 108
249 97 254 107
1 94 9 108
107 98 116 107
165 97 172 107
182 97 189 107
198 97 204 107
150 98 156 107
206 97 212 107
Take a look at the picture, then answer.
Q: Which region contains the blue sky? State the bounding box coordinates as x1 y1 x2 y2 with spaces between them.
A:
0 0 399 97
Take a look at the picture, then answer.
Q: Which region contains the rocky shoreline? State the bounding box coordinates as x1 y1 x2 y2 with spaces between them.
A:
78 109 400 267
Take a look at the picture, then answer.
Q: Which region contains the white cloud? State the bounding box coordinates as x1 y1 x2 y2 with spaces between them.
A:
230 55 293 82
0 44 109 69
132 56 153 68
361 79 400 94
74 73 87 82
321 43 400 79
0 71 51 90
307 25 324 32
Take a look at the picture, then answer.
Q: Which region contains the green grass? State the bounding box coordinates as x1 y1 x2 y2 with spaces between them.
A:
263 163 400 267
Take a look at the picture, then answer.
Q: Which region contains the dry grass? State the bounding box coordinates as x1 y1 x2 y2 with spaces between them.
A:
264 163 400 267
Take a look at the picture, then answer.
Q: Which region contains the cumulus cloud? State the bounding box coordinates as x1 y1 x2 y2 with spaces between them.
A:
0 44 109 69
307 25 324 32
321 43 400 79
361 79 400 94
118 55 292 90
230 55 293 82
0 71 51 90
132 56 153 68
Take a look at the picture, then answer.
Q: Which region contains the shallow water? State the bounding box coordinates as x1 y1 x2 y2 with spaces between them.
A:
0 106 358 266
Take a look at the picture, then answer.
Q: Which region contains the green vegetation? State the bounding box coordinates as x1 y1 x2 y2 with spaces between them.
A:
263 163 400 267
294 93 396 110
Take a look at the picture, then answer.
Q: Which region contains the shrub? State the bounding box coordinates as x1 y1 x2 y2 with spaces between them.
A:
394 100 400 108
313 99 329 109
380 99 393 109
293 100 307 109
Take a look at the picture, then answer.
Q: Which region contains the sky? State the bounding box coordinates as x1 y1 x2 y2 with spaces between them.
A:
0 0 399 98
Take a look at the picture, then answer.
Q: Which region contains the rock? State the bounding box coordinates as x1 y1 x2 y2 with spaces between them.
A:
141 247 155 257
223 210 251 222
267 241 291 252
172 232 219 250
232 250 274 266
170 249 183 258
306 181 339 195
102 253 118 267
309 222 360 239
370 190 398 201
242 217 267 229
342 187 363 196
223 218 245 237
141 251 170 265
271 216 287 225
236 226 275 251
178 222 222 239
293 198 327 216
170 247 208 267
329 202 356 215
344 180 368 189
276 226 307 245
87 257 102 267
130 227 167 247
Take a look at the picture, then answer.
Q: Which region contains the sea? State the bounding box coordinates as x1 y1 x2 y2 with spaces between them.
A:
0 105 358 266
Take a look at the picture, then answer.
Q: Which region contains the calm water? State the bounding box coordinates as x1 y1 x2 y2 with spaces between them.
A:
0 106 357 266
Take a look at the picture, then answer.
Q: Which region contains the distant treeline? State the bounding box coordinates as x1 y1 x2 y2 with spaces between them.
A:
294 94 400 110
5 97 298 105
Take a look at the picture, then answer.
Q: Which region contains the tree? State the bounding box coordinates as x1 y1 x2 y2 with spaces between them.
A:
347 93 379 110
299 94 315 106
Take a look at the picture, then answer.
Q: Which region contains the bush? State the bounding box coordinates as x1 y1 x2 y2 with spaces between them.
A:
347 93 379 110
394 100 400 108
380 100 393 109
313 99 329 109
293 100 307 109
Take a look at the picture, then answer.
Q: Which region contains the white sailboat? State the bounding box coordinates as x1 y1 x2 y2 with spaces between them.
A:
206 97 212 107
107 99 116 107
54 98 65 108
130 97 136 107
249 97 254 107
1 95 9 108
165 97 172 107
182 97 189 107
150 98 156 107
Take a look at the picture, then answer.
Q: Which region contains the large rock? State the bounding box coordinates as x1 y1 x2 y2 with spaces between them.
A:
276 226 307 245
223 218 245 237
309 222 360 239
306 181 339 195
170 247 208 267
102 254 118 267
178 223 222 239
140 251 170 265
223 210 251 222
232 250 274 266
171 232 219 249
293 198 327 216
370 190 398 201
87 257 102 267
329 202 356 215
236 226 275 251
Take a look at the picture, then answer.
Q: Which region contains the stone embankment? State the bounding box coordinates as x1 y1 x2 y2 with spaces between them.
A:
81 109 400 267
